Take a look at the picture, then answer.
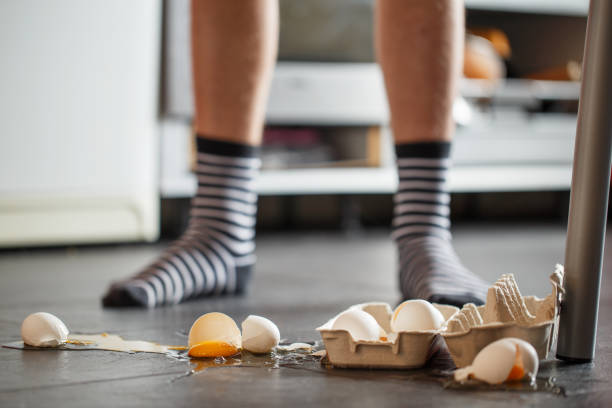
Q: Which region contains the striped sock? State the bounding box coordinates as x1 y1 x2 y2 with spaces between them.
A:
103 136 260 308
393 142 488 307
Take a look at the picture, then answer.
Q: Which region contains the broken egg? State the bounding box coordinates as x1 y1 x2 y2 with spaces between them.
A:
331 309 381 342
188 312 242 358
241 315 280 354
391 299 445 332
21 312 69 347
454 337 539 384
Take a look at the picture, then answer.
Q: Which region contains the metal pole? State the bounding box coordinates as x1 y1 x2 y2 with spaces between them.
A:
557 0 612 362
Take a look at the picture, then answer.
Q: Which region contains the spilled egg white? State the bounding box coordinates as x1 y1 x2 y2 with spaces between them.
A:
21 312 69 347
454 337 539 384
241 315 280 354
391 299 445 332
188 312 242 357
331 309 381 342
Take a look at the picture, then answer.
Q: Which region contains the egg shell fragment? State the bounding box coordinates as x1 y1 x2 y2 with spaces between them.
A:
188 312 242 357
21 312 69 347
241 315 280 354
454 337 539 384
331 309 381 342
391 299 446 332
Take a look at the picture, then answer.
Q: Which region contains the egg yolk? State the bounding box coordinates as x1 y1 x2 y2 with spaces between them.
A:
188 341 239 358
505 345 525 381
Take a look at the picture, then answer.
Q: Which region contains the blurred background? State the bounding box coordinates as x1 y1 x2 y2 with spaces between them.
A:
0 0 589 247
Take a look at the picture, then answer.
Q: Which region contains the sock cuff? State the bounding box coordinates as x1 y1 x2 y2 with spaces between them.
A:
395 142 451 159
196 135 260 158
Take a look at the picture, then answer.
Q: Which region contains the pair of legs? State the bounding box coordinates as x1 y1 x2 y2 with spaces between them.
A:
103 0 488 308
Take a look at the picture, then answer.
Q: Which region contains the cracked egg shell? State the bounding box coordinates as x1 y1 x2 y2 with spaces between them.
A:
21 312 69 347
241 315 280 354
188 312 241 358
454 337 539 384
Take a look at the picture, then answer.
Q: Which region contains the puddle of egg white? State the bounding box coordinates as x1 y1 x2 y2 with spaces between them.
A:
1 337 564 395
66 333 186 354
1 335 322 376
1 333 186 358
442 376 565 395
185 343 320 376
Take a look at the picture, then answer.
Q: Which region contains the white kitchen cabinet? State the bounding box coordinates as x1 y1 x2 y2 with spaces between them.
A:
0 0 162 246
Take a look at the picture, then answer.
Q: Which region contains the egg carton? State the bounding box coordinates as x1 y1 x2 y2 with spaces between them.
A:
441 265 565 368
316 302 458 369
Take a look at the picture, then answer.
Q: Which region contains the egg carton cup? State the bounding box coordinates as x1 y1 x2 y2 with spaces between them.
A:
441 265 565 368
317 302 459 369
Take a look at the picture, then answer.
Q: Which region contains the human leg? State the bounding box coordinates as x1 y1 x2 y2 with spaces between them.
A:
103 0 278 307
375 0 488 306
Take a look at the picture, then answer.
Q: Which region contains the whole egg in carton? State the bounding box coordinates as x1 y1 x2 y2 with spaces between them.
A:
317 301 458 369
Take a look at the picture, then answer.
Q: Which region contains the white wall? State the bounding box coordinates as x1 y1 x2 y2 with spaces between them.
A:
0 0 162 246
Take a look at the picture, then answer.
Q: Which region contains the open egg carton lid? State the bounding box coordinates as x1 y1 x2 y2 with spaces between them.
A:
441 264 565 368
316 302 458 369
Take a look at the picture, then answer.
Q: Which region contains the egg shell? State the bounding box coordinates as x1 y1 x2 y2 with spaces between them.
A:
21 312 69 347
241 315 280 354
391 299 445 332
512 338 539 381
188 312 242 350
454 337 539 384
331 309 381 342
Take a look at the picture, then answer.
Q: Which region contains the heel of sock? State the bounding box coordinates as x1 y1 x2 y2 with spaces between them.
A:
235 265 254 294
428 294 485 308
102 285 148 308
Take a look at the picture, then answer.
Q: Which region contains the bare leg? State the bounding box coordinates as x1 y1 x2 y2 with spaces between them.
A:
103 0 278 307
192 0 278 145
376 0 488 306
376 0 462 143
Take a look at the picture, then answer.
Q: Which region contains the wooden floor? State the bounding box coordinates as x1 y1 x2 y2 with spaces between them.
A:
1 222 611 407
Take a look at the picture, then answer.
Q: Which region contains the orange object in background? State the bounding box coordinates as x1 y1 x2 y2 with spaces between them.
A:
468 28 512 59
463 34 506 81
525 61 582 81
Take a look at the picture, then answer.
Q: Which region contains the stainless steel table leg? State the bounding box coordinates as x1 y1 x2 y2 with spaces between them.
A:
557 0 612 362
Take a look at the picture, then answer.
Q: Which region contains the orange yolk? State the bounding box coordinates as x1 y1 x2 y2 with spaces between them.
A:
188 341 240 358
505 345 525 381
379 336 388 342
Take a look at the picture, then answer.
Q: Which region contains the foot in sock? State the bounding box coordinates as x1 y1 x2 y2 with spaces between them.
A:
102 137 261 308
392 142 488 308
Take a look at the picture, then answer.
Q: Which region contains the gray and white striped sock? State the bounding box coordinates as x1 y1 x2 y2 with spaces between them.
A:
393 142 488 307
103 137 260 308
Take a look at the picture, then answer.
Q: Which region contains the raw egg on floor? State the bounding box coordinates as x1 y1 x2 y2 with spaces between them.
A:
391 299 445 332
188 312 242 358
21 312 69 347
454 337 539 384
67 333 186 354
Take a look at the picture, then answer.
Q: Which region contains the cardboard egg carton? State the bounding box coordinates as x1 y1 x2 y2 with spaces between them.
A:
316 302 458 369
441 265 564 368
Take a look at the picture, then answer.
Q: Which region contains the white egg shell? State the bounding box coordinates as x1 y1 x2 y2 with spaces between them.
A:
454 337 539 384
391 299 445 332
188 312 242 349
331 309 381 342
241 315 280 354
514 338 539 379
21 312 69 347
